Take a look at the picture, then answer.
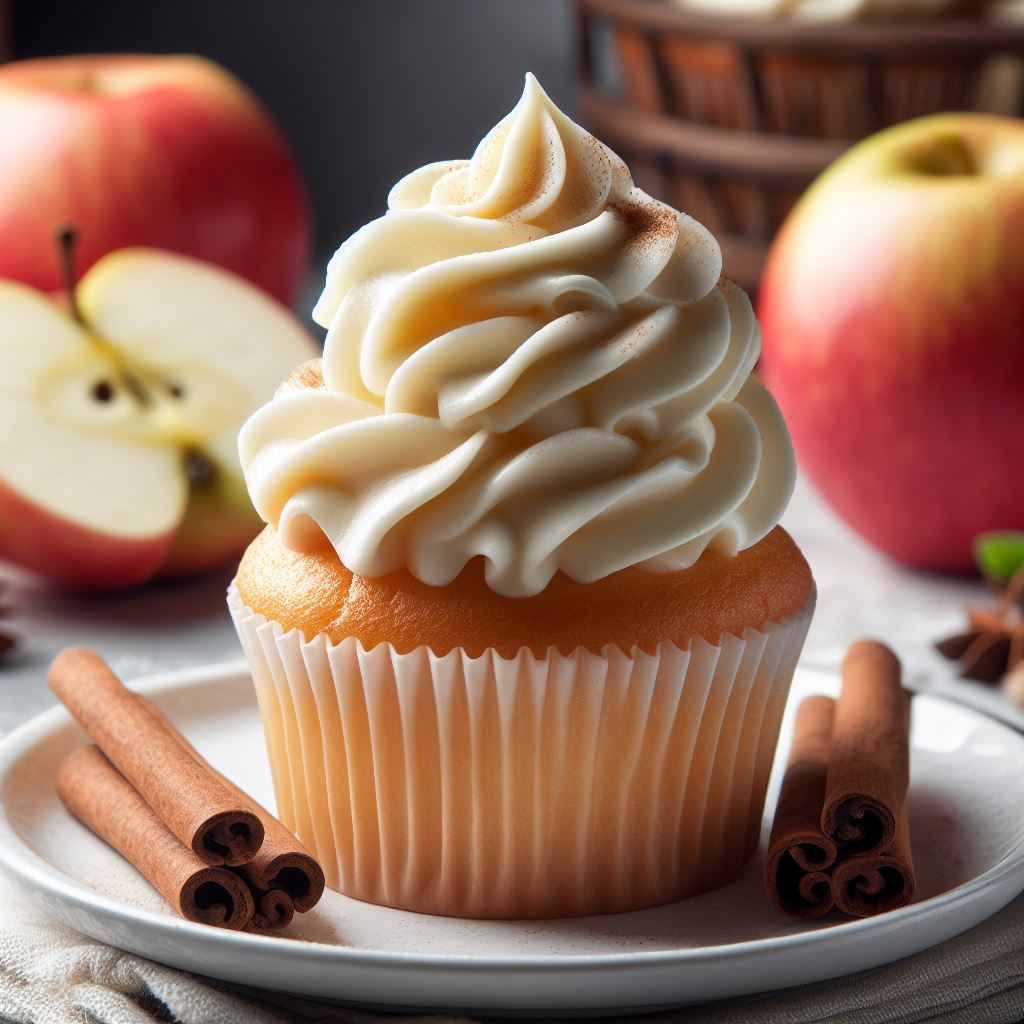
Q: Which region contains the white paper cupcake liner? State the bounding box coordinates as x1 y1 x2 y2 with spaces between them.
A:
228 585 814 919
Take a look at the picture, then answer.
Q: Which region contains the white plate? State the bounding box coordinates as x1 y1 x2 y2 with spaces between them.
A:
798 651 1024 736
912 660 1024 734
1 662 1023 1016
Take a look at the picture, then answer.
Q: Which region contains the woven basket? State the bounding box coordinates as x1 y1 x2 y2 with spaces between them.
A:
578 0 1024 289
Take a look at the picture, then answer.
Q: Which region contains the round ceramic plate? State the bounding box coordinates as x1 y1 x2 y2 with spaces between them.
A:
1 662 1023 1016
912 664 1024 735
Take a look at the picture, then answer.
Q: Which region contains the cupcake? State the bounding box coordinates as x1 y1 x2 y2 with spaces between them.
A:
229 74 814 920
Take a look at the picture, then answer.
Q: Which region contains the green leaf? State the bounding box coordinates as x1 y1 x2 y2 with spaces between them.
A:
973 532 1024 582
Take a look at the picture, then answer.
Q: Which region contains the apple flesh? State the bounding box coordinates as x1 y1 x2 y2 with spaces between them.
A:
759 113 1024 572
0 54 310 305
0 249 316 590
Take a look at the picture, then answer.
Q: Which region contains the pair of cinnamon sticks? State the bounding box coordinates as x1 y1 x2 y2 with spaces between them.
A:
51 649 325 931
766 640 915 919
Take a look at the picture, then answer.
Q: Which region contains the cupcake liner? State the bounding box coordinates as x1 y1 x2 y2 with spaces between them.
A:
229 585 814 920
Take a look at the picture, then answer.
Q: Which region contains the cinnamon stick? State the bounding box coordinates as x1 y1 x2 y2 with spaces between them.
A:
764 640 916 921
58 746 254 930
232 807 324 915
51 648 325 915
822 640 911 857
49 649 263 866
174 733 325 914
765 696 839 918
832 814 916 918
246 886 295 932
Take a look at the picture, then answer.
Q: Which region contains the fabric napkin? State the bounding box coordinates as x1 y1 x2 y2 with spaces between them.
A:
2 874 1024 1024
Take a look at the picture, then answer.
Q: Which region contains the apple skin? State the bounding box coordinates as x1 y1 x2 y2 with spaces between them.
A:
0 476 174 589
0 466 258 590
759 113 1024 572
0 54 310 305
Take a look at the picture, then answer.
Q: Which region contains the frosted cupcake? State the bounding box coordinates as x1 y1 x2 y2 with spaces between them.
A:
229 74 814 920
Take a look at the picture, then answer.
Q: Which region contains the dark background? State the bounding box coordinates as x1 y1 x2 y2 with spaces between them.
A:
11 0 577 264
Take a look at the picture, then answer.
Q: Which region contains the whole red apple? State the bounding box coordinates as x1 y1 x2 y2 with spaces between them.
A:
759 113 1024 572
0 54 310 305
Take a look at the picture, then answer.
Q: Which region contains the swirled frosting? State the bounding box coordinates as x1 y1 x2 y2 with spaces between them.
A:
239 74 795 598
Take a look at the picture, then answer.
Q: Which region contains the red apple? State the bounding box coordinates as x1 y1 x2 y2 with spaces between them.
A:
0 246 317 590
759 113 1024 572
0 54 310 305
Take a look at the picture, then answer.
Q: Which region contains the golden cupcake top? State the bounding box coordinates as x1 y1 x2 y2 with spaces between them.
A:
239 74 796 597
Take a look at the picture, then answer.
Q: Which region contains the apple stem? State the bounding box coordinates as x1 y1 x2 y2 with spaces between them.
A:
57 223 153 408
56 224 86 327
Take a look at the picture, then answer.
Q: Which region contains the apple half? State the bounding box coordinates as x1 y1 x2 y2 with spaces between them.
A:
0 249 316 589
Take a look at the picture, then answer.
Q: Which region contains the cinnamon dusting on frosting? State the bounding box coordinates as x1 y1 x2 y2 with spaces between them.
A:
275 360 325 397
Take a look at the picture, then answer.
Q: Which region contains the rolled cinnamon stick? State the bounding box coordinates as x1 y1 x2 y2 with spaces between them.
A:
172 727 325 914
50 649 263 867
832 814 916 918
236 825 325 915
765 696 839 918
245 885 295 932
58 746 254 929
822 640 911 858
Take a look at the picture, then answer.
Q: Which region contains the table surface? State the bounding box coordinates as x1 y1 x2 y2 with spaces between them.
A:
0 475 988 738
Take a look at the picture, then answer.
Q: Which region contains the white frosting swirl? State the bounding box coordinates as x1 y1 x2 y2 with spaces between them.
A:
239 74 795 598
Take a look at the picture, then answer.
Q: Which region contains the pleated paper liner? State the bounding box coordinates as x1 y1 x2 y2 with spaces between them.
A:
229 585 814 920
578 0 1024 289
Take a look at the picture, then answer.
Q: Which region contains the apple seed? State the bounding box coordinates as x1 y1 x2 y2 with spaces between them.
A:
184 449 216 489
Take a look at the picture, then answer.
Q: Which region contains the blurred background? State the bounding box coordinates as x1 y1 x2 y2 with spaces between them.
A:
10 0 1023 291
8 0 577 269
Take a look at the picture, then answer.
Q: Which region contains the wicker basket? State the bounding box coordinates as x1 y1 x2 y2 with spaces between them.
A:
577 0 1024 289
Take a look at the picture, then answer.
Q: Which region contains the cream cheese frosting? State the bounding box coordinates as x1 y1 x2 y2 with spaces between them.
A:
239 74 796 598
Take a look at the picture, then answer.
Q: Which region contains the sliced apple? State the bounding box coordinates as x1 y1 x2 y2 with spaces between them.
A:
0 248 316 589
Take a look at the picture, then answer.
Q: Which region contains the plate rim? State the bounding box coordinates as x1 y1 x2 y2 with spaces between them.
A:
2 659 1024 973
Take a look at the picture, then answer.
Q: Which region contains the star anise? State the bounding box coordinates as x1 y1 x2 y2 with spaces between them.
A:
936 567 1024 683
0 577 16 661
1002 660 1024 706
